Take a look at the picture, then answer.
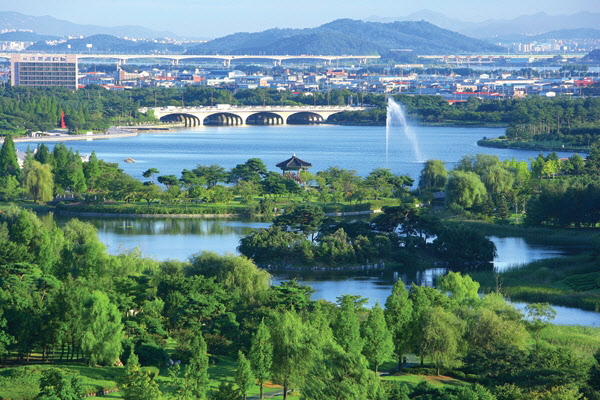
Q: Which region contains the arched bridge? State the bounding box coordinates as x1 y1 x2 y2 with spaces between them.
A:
141 105 365 127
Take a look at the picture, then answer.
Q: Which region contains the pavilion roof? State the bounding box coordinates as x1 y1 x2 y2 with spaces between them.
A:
276 154 312 170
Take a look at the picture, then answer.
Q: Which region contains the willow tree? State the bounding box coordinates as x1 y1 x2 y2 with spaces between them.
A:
418 159 447 191
23 160 54 203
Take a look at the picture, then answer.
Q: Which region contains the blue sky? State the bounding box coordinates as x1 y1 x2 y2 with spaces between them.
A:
1 0 599 37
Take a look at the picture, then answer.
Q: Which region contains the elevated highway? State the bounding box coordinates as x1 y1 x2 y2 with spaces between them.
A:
142 105 365 126
0 53 380 66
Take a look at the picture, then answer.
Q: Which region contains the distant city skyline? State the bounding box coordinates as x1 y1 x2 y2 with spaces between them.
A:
0 0 599 38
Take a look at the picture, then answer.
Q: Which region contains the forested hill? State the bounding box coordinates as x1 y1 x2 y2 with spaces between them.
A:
186 19 504 55
28 34 186 54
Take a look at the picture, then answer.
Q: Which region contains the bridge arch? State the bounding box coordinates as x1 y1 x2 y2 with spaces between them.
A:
246 112 285 126
160 113 201 127
286 111 325 124
203 112 244 126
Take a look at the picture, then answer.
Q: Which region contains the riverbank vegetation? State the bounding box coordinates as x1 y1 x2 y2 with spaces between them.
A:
0 138 411 217
239 204 496 268
0 205 598 399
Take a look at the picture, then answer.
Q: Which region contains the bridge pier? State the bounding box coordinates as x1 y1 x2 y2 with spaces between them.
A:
172 59 179 66
223 59 231 67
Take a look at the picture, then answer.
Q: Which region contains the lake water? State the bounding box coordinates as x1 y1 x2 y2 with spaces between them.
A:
47 214 597 326
25 123 596 325
15 125 577 184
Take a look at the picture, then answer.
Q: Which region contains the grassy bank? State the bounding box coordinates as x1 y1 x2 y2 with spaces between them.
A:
2 198 396 218
458 220 596 247
478 138 590 153
471 253 600 311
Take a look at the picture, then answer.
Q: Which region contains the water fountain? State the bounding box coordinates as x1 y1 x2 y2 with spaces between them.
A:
386 97 422 163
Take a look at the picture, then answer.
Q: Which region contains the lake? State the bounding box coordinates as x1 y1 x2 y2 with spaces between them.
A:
46 213 597 326
15 124 577 184
25 123 596 325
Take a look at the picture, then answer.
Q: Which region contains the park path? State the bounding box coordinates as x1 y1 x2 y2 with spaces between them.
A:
247 390 285 399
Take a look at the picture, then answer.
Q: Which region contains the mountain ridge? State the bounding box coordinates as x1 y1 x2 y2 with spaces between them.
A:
186 19 503 56
0 11 182 40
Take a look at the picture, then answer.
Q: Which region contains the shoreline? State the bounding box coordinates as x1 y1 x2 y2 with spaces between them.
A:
3 124 185 143
477 139 590 153
52 209 380 219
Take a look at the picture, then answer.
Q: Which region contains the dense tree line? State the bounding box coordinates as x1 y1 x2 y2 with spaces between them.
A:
0 86 155 134
239 204 496 267
415 149 600 228
0 207 597 398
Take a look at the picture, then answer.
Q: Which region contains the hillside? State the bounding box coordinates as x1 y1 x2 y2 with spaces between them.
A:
496 29 600 43
367 10 600 39
0 11 179 39
583 49 600 63
186 19 503 56
27 34 185 53
0 31 60 42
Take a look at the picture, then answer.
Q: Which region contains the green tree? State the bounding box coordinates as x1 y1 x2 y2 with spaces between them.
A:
121 351 162 400
84 151 101 190
302 340 382 400
419 159 447 191
332 295 363 355
384 280 413 370
23 160 54 203
481 164 514 198
187 251 270 303
273 204 325 241
68 151 87 194
437 271 480 305
0 135 20 179
60 219 110 279
187 331 210 399
193 164 228 187
36 368 85 400
34 143 51 164
236 351 254 400
445 170 487 209
270 311 307 400
81 290 124 366
421 306 463 375
362 301 394 373
0 175 23 201
142 167 160 184
525 303 556 353
249 318 273 400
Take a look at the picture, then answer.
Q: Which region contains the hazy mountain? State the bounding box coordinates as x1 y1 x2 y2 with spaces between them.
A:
0 11 179 39
0 31 60 42
186 19 503 56
366 10 600 39
27 34 186 53
495 29 600 43
583 49 600 62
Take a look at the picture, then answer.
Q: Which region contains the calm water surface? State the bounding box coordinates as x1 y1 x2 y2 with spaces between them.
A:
29 124 595 325
15 125 577 184
48 214 596 326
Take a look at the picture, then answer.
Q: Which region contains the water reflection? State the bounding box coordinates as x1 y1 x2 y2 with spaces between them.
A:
44 213 598 325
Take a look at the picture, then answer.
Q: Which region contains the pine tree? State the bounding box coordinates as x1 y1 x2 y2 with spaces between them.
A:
384 280 413 371
236 351 254 400
121 350 162 400
496 195 509 219
187 331 209 399
83 151 100 190
70 151 87 194
249 318 273 400
0 135 20 180
362 302 394 373
332 296 363 355
34 143 51 165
